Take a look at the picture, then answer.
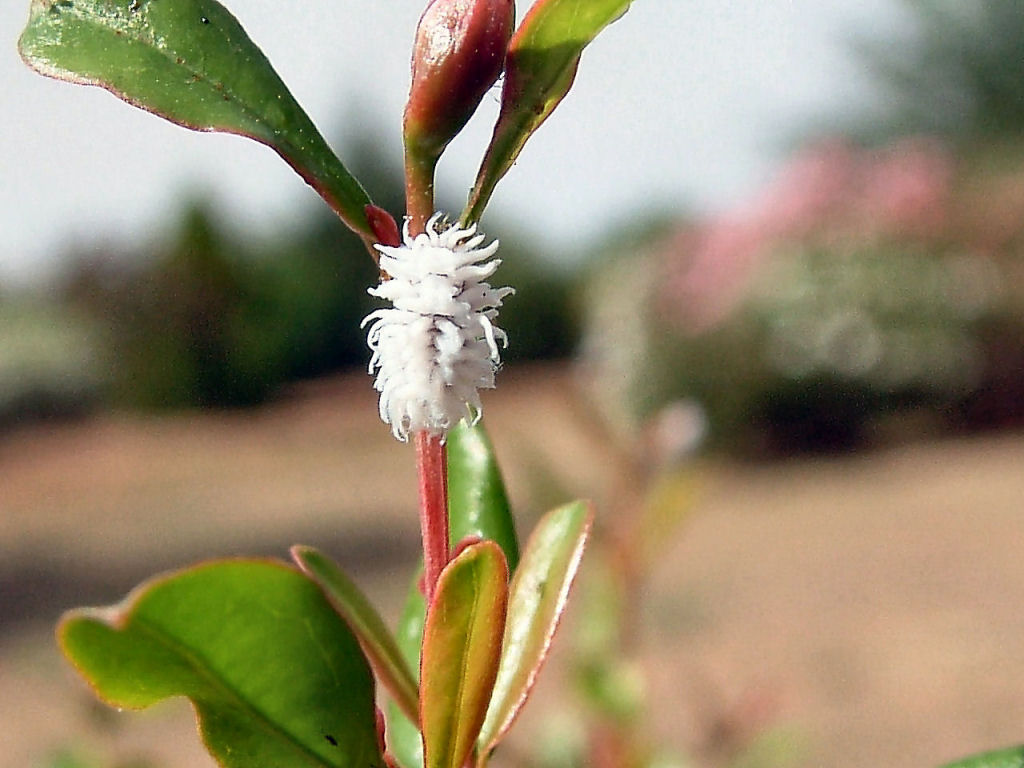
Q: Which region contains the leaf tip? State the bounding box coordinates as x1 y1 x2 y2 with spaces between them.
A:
289 543 315 567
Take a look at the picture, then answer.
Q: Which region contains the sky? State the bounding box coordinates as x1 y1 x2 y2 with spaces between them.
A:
1 1 907 285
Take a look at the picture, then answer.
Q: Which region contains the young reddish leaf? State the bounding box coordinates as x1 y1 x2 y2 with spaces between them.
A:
463 0 632 223
58 559 382 768
292 546 420 725
365 204 403 249
420 541 509 768
475 501 593 765
18 0 375 243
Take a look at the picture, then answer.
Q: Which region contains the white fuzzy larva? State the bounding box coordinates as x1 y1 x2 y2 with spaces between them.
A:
362 213 513 441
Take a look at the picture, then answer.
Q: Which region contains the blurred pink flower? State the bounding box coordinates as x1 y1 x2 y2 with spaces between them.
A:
659 137 955 332
855 138 953 238
749 139 857 240
659 216 767 333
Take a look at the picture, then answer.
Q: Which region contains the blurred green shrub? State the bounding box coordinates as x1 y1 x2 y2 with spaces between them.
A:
62 200 373 409
582 139 1024 454
584 0 1024 455
856 0 1024 141
50 133 578 411
0 298 104 426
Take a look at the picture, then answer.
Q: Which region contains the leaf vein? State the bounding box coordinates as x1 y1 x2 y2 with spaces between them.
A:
132 614 337 768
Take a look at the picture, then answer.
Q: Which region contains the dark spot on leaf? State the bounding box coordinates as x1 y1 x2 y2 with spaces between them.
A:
175 57 184 65
200 15 209 24
129 0 140 11
324 734 338 747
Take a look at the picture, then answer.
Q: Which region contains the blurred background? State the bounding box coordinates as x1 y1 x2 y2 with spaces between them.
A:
4 1 1024 767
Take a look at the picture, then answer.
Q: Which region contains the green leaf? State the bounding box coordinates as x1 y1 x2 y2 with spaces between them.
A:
19 0 375 241
463 0 632 223
386 419 520 768
940 747 1024 768
476 500 593 766
386 584 428 768
447 420 520 569
59 559 383 768
420 541 509 768
292 546 420 725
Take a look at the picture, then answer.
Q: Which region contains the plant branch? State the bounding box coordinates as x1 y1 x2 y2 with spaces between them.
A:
404 150 439 235
404 145 450 603
415 430 449 603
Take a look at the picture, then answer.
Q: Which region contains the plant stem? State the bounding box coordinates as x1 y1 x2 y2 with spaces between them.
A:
415 430 449 602
405 145 449 602
404 149 439 235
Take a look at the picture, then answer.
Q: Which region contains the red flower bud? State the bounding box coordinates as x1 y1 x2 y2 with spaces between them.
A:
404 0 515 161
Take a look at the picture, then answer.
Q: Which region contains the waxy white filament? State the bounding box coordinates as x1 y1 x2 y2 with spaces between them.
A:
363 213 513 441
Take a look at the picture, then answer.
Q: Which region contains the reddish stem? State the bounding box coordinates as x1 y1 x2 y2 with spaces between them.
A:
415 430 449 602
404 132 449 602
404 151 439 236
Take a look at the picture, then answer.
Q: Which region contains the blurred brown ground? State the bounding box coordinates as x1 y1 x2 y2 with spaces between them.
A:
2 363 1024 768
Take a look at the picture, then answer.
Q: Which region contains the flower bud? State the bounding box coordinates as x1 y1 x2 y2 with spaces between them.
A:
404 0 515 161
